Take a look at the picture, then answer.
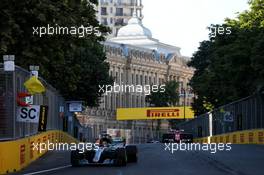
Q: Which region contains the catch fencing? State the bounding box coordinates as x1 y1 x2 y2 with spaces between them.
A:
177 94 264 138
0 63 90 141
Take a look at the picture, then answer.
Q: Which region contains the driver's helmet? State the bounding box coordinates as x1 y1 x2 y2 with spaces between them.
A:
99 134 112 146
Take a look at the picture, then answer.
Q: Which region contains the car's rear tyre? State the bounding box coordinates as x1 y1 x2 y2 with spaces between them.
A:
127 154 137 163
126 145 137 154
126 145 138 163
71 150 80 167
114 148 127 166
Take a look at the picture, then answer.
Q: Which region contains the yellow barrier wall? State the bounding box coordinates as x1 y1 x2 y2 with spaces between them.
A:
0 130 78 174
193 129 264 144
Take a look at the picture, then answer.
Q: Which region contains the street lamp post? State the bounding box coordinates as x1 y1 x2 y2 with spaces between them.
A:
3 55 15 138
181 88 186 120
149 103 155 141
3 55 15 71
184 89 186 120
29 65 39 77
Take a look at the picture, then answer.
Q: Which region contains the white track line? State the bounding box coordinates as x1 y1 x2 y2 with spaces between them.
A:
23 165 71 175
117 170 123 175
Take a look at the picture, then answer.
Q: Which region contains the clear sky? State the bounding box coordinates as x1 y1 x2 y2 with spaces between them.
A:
143 0 250 57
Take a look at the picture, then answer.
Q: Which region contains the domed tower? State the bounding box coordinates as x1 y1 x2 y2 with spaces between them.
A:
117 10 152 38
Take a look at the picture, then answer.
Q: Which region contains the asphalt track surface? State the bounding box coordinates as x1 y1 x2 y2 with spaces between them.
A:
14 144 264 175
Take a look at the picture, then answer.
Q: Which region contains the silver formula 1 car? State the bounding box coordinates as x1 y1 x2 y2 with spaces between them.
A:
71 136 138 167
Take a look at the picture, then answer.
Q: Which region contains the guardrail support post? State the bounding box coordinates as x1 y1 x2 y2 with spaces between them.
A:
209 112 213 142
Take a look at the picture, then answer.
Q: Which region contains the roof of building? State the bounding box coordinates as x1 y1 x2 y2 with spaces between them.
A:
117 11 152 38
106 9 188 61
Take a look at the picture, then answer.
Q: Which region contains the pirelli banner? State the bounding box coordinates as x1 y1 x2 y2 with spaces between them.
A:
116 107 194 120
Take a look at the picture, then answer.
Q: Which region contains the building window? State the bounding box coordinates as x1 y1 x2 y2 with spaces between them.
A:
102 18 108 25
111 95 114 110
121 72 123 83
179 81 184 90
136 74 138 85
132 95 135 107
115 28 119 36
105 96 108 109
115 18 124 26
101 7 107 15
139 9 142 17
141 97 145 107
116 72 119 82
116 95 119 108
140 75 143 85
116 8 123 16
132 74 134 84
130 8 134 16
122 95 125 107
116 0 121 5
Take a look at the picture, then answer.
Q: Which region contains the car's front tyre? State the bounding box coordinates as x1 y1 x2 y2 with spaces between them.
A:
71 150 80 167
126 145 138 163
114 148 127 166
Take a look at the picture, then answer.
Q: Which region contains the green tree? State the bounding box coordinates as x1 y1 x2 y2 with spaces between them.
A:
188 0 264 115
0 0 113 106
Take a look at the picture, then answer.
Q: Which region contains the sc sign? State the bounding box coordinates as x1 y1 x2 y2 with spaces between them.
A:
17 105 40 123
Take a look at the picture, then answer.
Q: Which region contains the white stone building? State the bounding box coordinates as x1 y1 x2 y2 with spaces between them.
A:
78 10 194 143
